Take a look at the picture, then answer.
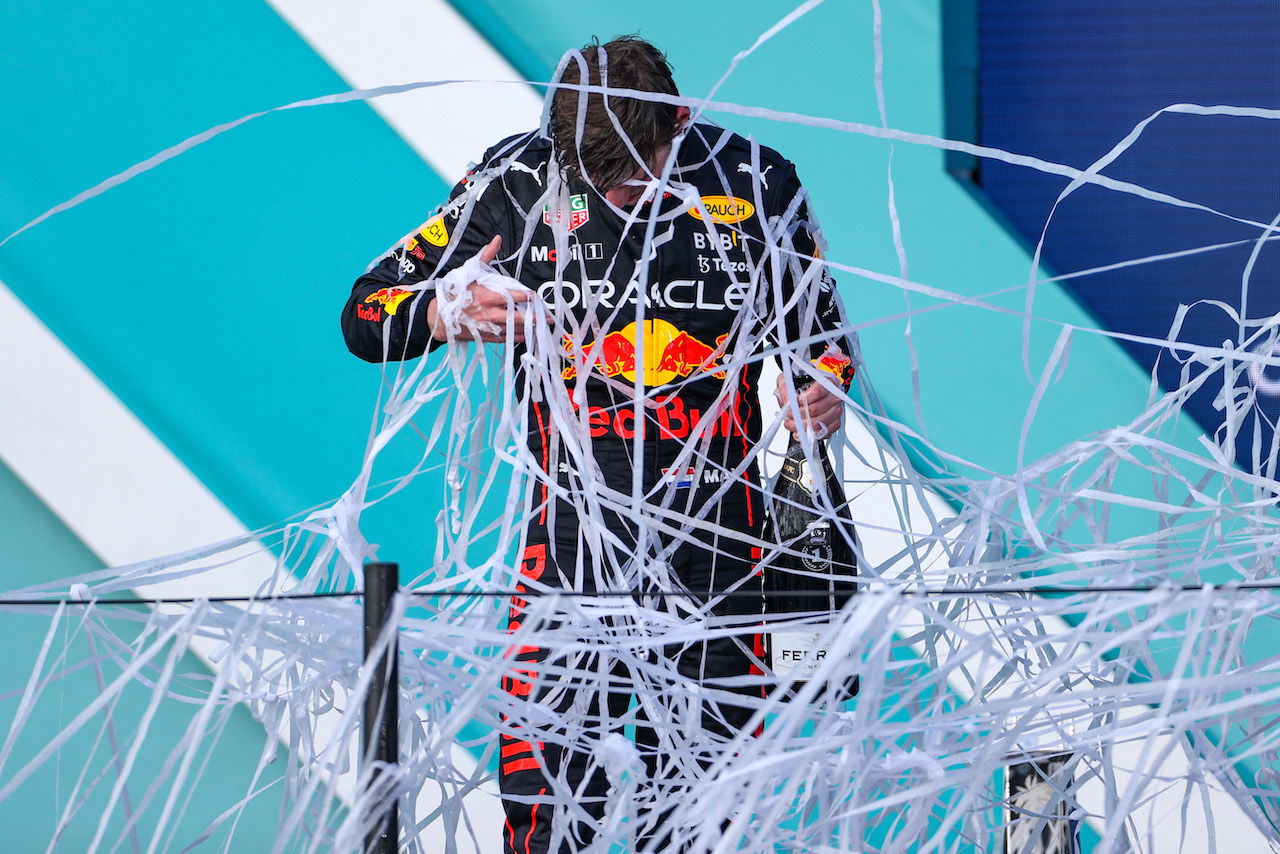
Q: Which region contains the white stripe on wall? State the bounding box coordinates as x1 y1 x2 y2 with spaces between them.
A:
0 279 274 592
265 0 544 182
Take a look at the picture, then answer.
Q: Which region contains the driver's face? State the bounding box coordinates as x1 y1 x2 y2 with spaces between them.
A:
598 106 689 209
602 143 672 209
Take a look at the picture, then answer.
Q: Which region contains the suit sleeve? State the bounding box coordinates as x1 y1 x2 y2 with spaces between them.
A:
766 163 859 389
341 150 515 364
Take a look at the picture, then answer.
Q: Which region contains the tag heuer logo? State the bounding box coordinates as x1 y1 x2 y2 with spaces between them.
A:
543 194 590 232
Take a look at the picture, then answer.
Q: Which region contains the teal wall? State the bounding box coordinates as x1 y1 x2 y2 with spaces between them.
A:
0 0 451 552
0 1 412 845
0 461 287 848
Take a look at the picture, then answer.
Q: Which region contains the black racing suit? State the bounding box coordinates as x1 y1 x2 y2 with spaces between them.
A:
342 123 856 854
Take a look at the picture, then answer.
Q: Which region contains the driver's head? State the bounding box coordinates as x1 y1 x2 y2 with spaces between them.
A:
550 36 685 199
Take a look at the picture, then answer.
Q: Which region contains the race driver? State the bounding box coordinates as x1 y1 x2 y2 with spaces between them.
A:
341 36 857 854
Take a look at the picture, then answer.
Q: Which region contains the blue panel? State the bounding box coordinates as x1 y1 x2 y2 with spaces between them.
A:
979 1 1280 474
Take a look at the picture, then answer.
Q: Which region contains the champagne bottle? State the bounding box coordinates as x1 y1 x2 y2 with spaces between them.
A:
764 428 859 701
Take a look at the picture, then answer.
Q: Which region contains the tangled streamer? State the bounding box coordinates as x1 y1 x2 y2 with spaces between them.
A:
3 5 1280 853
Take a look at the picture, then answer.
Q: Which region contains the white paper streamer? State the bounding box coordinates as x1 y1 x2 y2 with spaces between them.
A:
2 4 1279 853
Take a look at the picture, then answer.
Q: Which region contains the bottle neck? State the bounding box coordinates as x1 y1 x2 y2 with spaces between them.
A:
784 375 830 450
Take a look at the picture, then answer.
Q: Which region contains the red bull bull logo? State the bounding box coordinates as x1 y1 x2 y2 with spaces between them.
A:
811 350 854 386
652 327 729 383
363 287 414 316
561 320 728 384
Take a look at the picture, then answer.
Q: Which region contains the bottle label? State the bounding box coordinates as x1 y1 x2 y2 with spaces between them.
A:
800 522 833 571
779 455 815 492
770 630 830 679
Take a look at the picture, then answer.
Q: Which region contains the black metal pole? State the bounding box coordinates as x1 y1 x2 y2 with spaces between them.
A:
363 562 399 854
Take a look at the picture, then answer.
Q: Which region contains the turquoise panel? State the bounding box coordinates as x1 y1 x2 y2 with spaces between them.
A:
0 0 453 578
0 461 288 848
0 2 402 846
